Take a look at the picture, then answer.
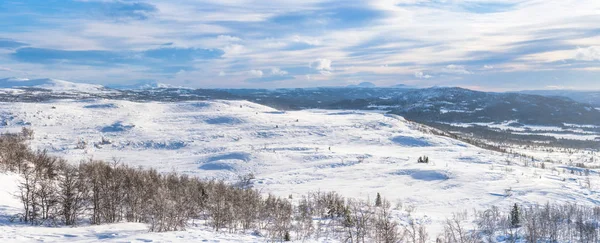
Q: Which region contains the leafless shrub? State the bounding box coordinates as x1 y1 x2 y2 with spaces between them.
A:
21 127 34 140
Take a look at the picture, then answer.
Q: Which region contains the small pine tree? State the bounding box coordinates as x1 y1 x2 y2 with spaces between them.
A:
284 231 291 241
342 206 353 227
510 203 520 228
375 193 382 207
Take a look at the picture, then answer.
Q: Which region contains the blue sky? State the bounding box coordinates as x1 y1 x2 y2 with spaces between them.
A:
0 0 599 90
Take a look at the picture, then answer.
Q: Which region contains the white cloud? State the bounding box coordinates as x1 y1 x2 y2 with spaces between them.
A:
414 71 432 79
483 65 494 69
248 69 263 77
575 46 600 61
310 58 332 71
270 67 288 75
223 44 245 56
218 71 226 76
292 35 321 46
442 65 472 74
217 35 242 42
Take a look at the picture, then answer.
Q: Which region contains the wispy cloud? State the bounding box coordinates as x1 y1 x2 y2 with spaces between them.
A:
12 47 223 66
99 1 158 20
0 39 28 49
442 65 472 75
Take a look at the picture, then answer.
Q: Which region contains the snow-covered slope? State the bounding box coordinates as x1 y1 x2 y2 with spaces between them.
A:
0 78 108 93
0 99 599 241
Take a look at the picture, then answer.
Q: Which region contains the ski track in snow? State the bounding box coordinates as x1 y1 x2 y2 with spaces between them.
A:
0 99 599 242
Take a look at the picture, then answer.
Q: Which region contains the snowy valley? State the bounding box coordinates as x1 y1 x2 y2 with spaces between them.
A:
0 94 600 241
0 88 599 242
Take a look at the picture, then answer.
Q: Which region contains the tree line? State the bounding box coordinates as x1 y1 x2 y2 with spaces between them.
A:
0 130 427 242
443 202 600 243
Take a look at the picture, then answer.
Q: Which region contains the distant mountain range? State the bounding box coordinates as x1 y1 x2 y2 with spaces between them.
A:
1 76 598 148
346 82 377 88
1 77 599 127
106 80 175 90
345 82 413 89
519 90 600 106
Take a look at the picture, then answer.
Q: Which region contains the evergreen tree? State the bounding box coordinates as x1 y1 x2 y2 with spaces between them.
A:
375 193 382 207
284 231 291 241
343 206 353 227
510 203 520 228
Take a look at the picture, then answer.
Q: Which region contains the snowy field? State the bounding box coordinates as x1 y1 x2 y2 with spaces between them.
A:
1 99 600 242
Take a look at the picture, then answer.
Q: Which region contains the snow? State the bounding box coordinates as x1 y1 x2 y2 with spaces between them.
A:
0 78 109 93
439 108 473 114
512 132 600 140
563 123 600 129
1 99 600 241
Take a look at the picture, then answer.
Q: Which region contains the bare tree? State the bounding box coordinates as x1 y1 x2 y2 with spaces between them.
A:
442 212 477 243
373 199 401 243
57 163 87 225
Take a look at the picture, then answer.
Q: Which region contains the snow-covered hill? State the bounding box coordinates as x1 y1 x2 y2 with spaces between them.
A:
0 77 109 93
0 99 599 241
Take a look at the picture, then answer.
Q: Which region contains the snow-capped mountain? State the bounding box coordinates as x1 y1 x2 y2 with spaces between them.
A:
0 77 107 93
106 80 175 90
